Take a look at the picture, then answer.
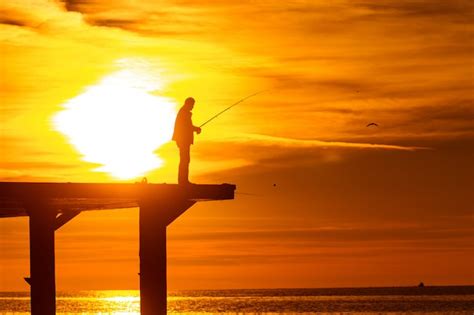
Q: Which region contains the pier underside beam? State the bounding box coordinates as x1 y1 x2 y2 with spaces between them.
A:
0 182 235 315
55 210 81 231
27 204 57 315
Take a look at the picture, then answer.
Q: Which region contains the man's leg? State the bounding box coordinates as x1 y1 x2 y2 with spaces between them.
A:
178 145 191 184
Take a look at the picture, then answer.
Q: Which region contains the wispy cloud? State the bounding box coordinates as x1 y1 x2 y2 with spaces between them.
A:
169 225 474 242
222 133 428 151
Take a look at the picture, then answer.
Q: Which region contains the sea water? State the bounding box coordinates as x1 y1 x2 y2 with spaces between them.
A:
0 286 473 314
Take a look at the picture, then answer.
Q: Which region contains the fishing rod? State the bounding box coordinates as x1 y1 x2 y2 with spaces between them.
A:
199 90 267 128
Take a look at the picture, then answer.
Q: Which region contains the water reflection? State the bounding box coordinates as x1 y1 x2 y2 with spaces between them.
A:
0 287 473 314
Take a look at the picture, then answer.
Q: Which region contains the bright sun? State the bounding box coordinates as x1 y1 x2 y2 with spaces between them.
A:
53 59 177 179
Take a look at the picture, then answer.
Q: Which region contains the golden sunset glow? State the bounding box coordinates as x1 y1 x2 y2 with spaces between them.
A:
1 0 473 292
53 59 177 179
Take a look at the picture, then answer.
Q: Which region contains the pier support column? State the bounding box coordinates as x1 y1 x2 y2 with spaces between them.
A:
27 204 56 315
139 198 195 315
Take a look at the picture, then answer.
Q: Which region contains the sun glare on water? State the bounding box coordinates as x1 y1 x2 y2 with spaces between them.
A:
53 59 177 179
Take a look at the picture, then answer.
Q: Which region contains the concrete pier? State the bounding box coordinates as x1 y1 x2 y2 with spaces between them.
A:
27 202 56 315
138 198 194 315
0 182 235 315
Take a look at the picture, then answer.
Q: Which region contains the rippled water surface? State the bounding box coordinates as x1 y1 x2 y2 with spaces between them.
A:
1 286 473 314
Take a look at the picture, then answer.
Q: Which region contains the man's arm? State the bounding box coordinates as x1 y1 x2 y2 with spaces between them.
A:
193 126 202 134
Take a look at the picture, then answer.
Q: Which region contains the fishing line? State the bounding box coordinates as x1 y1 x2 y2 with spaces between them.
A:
199 90 268 128
235 191 262 197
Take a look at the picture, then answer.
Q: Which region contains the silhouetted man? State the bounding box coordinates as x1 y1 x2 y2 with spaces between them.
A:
172 97 201 185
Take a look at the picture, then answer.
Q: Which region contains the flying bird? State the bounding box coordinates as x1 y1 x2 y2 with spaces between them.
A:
366 122 379 127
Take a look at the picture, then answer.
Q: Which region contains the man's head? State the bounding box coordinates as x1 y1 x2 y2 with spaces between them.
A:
184 97 195 110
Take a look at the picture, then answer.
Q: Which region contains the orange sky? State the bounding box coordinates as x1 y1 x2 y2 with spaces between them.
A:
1 0 473 290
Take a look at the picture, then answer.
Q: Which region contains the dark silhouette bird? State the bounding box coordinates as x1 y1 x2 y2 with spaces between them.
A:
273 183 277 187
366 122 379 127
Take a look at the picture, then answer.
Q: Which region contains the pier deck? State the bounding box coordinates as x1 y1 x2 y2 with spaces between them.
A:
0 181 236 315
